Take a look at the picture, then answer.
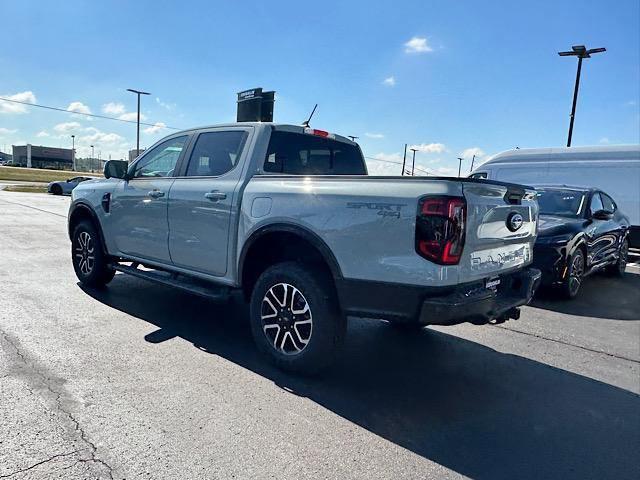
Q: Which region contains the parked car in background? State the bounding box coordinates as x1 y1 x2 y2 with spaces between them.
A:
48 176 96 195
533 185 629 298
470 145 640 248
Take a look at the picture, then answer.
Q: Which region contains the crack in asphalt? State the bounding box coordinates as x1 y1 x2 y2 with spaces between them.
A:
0 197 67 218
0 450 81 479
0 329 115 480
493 324 640 364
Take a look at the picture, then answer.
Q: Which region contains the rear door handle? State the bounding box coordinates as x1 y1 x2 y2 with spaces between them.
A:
147 190 165 198
204 191 227 201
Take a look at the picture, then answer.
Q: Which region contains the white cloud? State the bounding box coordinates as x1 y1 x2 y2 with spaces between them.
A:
102 102 126 115
409 142 446 153
36 130 50 137
365 132 384 139
382 76 396 87
118 112 147 122
81 131 123 145
460 147 485 159
404 36 433 54
0 127 17 135
626 100 637 106
144 122 167 134
599 137 610 144
429 166 458 177
66 101 92 115
155 97 175 110
0 91 37 114
53 121 82 133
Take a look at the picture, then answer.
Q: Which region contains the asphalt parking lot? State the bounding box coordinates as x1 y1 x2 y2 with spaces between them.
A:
1 190 639 480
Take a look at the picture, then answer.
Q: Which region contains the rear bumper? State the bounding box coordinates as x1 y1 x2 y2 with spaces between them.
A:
337 267 542 326
418 268 541 325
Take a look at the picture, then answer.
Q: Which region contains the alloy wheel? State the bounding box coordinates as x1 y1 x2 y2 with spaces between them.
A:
261 283 313 355
568 252 584 296
75 231 95 275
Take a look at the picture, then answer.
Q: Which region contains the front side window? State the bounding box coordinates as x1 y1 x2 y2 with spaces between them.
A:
132 136 188 178
185 131 248 177
264 131 366 175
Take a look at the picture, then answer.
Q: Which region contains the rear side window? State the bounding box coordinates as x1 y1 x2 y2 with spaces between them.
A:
264 131 366 175
185 131 248 177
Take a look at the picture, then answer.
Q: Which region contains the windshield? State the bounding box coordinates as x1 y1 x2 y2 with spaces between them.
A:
536 189 586 217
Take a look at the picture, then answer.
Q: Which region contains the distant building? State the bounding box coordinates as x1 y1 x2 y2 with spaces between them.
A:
12 144 73 170
129 148 145 162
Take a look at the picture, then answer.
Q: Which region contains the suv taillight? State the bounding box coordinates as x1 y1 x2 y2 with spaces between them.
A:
415 196 466 265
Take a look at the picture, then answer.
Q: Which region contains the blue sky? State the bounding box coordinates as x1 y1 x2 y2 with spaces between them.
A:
1 0 638 175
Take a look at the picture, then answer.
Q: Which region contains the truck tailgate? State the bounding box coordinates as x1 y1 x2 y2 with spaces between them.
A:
461 182 538 282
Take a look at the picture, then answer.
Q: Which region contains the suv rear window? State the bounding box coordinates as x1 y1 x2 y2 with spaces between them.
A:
264 131 367 175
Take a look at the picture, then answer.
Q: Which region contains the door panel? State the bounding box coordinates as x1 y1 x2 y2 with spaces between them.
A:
168 128 250 276
110 178 175 262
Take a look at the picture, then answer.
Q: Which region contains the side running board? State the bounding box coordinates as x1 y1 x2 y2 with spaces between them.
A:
112 263 231 301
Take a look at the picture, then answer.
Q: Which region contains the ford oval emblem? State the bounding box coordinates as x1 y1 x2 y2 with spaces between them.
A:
507 212 524 232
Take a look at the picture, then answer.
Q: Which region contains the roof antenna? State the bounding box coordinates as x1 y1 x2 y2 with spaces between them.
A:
301 104 318 128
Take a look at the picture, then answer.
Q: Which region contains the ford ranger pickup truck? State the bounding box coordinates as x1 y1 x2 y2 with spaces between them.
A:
68 123 541 373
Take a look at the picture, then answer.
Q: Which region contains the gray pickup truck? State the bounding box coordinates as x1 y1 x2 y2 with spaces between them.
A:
69 123 541 373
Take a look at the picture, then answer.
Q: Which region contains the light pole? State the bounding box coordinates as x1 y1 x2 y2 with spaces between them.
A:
469 154 476 173
401 144 407 176
457 157 464 177
90 145 94 172
71 135 75 171
347 136 359 142
410 148 418 176
127 88 151 157
558 45 606 147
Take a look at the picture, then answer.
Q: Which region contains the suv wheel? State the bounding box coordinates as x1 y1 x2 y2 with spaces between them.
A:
72 220 115 287
606 238 628 277
560 248 584 299
249 261 345 374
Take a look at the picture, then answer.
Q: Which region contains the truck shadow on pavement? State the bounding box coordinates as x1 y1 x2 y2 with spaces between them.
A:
532 270 640 320
81 277 640 480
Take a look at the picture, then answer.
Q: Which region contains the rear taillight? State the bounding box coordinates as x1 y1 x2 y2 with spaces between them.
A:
415 196 466 265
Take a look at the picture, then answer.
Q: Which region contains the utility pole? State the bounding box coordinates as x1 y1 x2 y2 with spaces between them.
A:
470 154 476 173
91 145 94 172
558 45 606 147
410 148 418 176
401 144 407 176
457 157 464 177
71 135 75 171
127 88 151 157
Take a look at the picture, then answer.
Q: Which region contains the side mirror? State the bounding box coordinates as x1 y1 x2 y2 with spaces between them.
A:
592 209 613 220
104 160 129 180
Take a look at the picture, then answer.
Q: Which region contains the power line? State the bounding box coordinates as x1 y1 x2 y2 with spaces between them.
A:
363 155 433 176
0 97 181 130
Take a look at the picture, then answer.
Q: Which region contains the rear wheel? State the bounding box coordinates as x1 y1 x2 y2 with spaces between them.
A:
560 248 585 299
606 239 628 277
249 261 345 374
51 184 63 195
71 220 115 287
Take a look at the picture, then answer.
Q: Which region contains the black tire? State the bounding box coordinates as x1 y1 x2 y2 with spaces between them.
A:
249 261 346 374
71 220 115 287
606 238 628 277
560 248 585 299
51 184 63 195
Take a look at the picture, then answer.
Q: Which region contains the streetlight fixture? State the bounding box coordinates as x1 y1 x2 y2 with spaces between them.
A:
71 135 75 171
457 157 464 177
558 45 606 147
347 135 359 142
410 148 418 176
127 88 151 157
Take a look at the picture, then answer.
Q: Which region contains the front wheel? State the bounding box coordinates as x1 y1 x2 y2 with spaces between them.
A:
71 220 115 287
560 248 585 299
249 261 345 374
51 184 63 195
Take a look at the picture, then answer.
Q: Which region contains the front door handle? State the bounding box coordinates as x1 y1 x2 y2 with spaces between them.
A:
147 190 165 198
204 191 227 201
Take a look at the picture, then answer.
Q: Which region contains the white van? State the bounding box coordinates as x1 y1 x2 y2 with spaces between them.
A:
471 145 640 247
